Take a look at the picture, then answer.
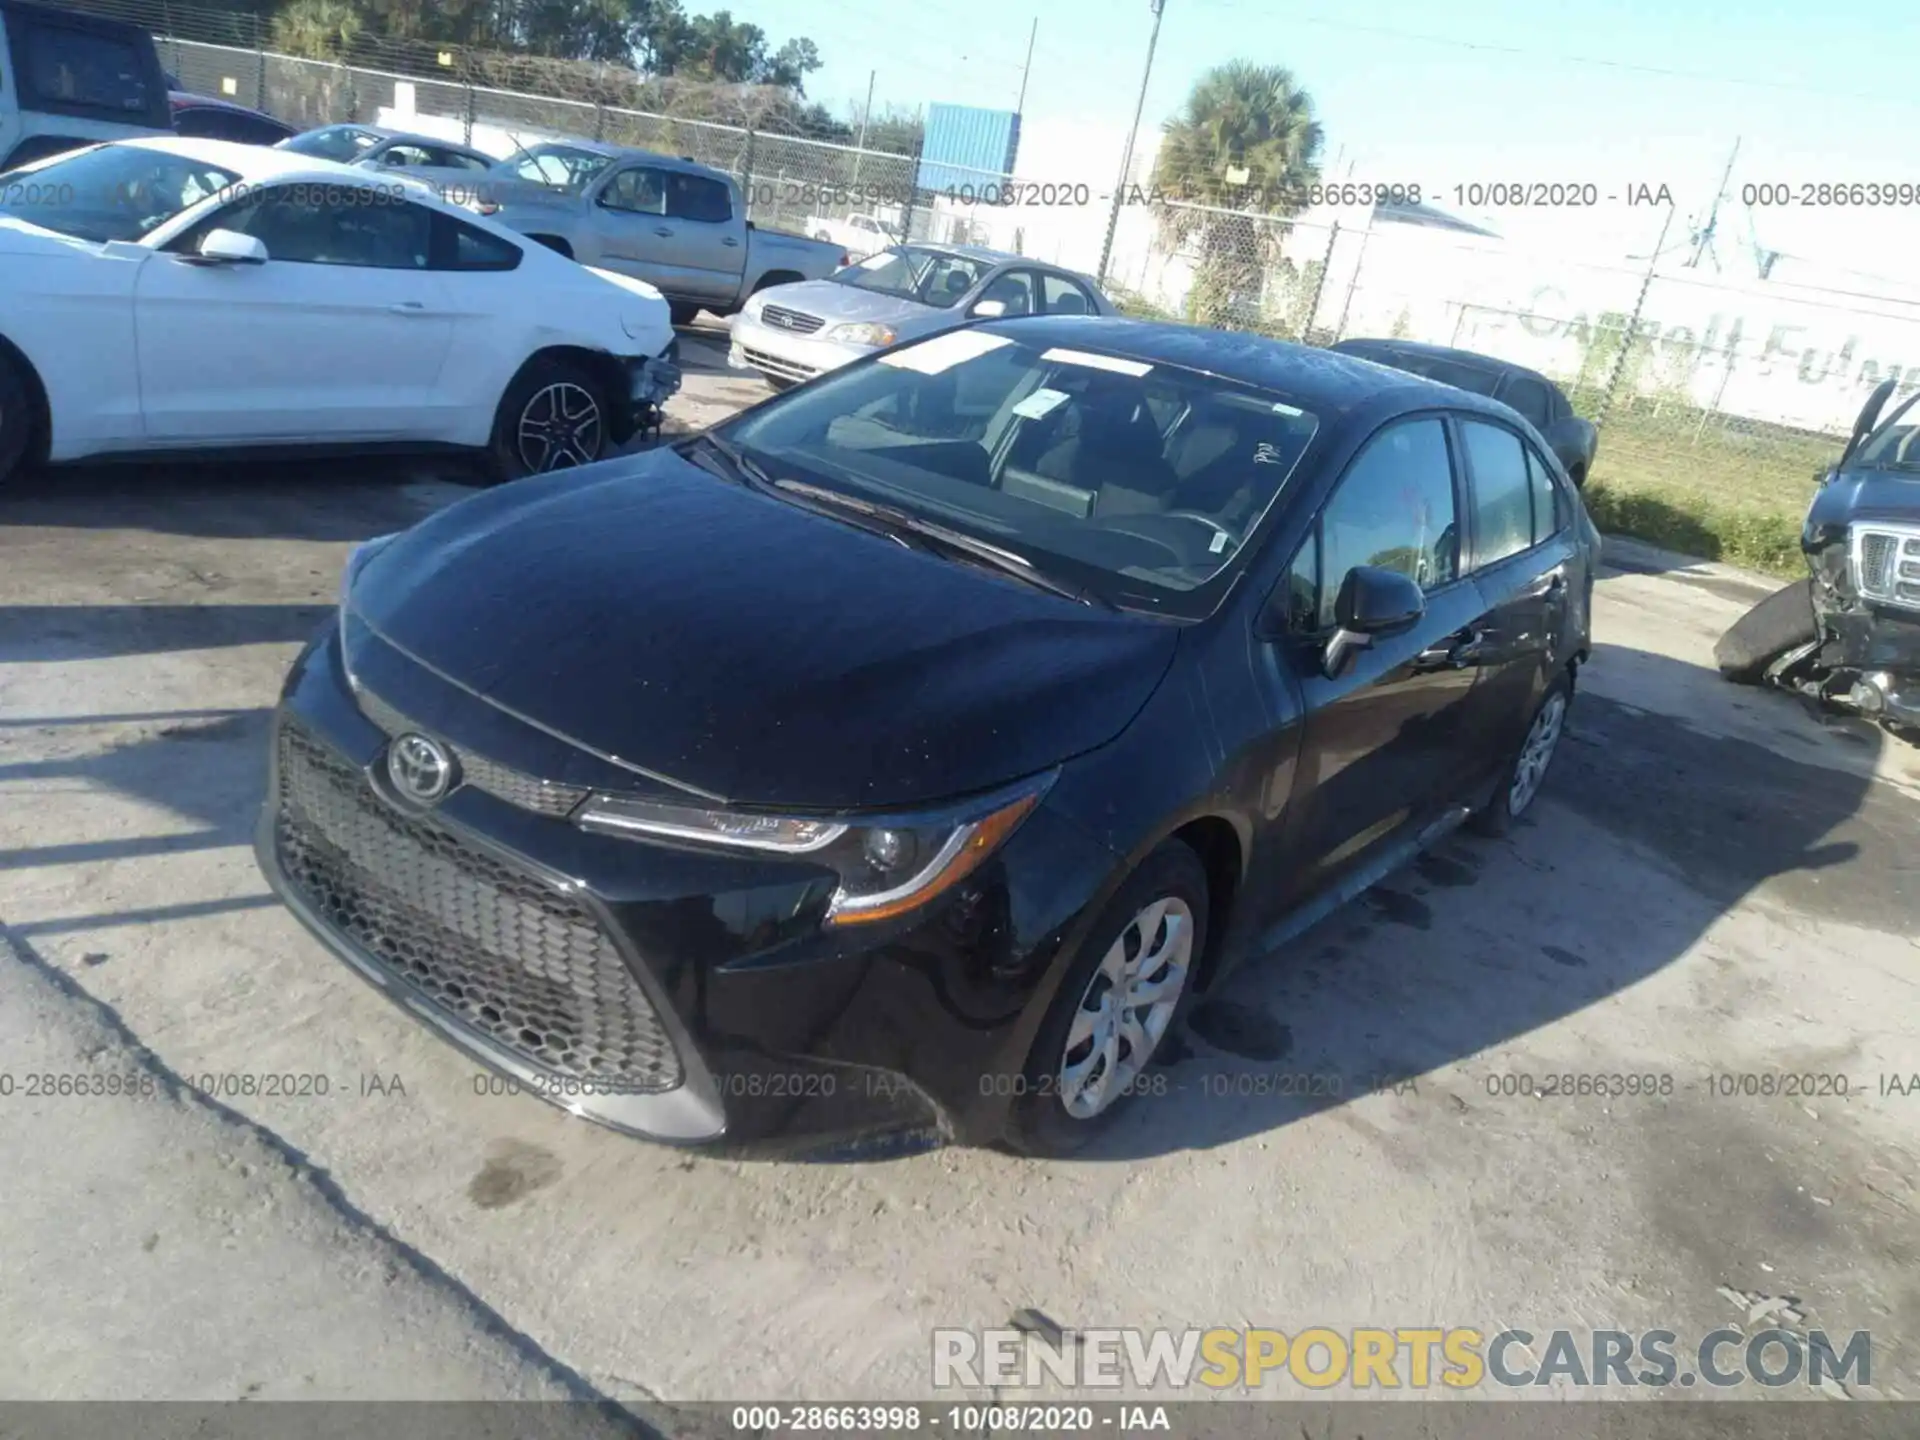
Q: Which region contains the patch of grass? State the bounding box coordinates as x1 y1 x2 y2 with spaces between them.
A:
1583 480 1805 576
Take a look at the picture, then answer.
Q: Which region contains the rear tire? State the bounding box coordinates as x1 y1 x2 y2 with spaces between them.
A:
1003 841 1208 1158
0 350 34 488
1715 578 1817 684
669 302 701 327
485 356 610 484
1471 669 1573 838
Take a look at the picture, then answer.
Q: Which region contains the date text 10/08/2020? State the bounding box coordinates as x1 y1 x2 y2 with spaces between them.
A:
769 181 1682 210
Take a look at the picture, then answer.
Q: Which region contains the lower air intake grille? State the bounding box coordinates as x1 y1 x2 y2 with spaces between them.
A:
274 723 682 1093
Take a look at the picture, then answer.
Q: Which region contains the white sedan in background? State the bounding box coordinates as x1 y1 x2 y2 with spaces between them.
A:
0 136 681 487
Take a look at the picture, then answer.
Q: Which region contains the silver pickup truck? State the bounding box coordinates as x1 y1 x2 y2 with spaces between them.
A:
470 141 850 325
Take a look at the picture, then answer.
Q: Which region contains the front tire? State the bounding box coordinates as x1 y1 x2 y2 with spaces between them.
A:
668 302 701 327
485 356 609 484
1715 578 1817 684
1003 840 1208 1158
0 350 34 488
1471 669 1573 837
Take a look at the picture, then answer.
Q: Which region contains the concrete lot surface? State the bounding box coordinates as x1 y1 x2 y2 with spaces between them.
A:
1 332 1917 1408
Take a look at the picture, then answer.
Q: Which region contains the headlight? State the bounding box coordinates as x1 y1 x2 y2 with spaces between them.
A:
825 321 897 347
574 774 1053 926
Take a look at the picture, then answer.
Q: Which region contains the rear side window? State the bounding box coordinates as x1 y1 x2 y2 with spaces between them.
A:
1500 377 1553 429
434 213 521 271
1526 444 1566 541
1461 420 1535 566
19 21 153 116
667 172 731 223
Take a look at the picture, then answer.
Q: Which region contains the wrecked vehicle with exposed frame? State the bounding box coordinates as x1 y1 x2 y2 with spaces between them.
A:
1716 377 1920 737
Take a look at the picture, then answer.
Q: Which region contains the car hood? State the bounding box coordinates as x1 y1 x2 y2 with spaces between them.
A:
350 450 1178 810
1817 468 1920 529
752 278 940 327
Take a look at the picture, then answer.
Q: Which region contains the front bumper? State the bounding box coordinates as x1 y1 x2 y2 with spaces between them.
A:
253 622 1122 1155
727 312 875 385
620 342 682 436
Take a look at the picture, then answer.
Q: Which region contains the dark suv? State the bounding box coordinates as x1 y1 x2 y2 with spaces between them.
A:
1333 337 1598 487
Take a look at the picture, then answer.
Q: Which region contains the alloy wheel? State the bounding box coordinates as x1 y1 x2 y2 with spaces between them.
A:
1058 896 1194 1120
516 382 603 473
1508 690 1567 817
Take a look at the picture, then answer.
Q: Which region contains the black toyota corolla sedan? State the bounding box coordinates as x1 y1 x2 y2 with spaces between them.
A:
255 317 1597 1158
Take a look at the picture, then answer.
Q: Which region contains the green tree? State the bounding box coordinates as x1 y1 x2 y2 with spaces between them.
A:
1149 61 1325 330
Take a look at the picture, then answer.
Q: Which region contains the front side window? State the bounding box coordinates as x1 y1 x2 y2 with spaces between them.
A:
1500 377 1553 429
177 184 433 268
976 269 1036 316
1308 418 1459 629
599 165 667 216
721 330 1323 616
0 143 237 241
831 246 990 310
1041 273 1098 315
1462 419 1535 566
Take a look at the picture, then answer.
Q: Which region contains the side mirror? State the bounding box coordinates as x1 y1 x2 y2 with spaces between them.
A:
1322 565 1426 679
971 298 1008 318
193 228 269 265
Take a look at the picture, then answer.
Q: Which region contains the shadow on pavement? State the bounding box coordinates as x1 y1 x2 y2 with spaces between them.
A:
0 603 331 662
1088 643 1895 1159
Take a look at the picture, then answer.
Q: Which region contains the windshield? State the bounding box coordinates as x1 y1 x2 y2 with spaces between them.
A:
832 245 992 310
0 144 239 242
721 329 1322 615
1851 391 1920 469
507 145 614 193
281 126 381 162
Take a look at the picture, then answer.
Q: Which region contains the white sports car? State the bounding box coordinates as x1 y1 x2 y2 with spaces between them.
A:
0 136 681 485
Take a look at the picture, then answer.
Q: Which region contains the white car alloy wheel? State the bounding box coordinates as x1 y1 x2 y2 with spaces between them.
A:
517 381 604 472
1058 895 1194 1120
1508 689 1567 817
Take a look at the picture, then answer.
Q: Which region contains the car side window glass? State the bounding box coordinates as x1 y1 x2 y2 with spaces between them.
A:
1314 417 1459 628
1461 420 1536 566
1501 378 1553 429
977 269 1035 316
433 212 521 272
22 22 152 113
600 166 667 216
1040 273 1097 316
197 186 433 269
438 150 490 172
1282 530 1321 634
666 172 732 224
1525 443 1565 542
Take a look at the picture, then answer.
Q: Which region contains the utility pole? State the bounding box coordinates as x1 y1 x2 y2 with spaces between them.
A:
1686 136 1740 271
1096 0 1166 285
851 68 876 187
1014 18 1038 117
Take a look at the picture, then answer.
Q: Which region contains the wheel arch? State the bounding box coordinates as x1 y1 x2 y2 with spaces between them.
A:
0 331 53 470
501 345 632 446
1165 814 1245 996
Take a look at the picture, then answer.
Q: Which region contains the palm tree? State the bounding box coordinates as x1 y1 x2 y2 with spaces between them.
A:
1149 62 1324 331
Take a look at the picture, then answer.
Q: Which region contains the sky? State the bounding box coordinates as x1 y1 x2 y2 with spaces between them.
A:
708 0 1920 285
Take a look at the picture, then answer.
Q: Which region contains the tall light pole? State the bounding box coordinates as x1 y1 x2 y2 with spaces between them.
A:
1096 0 1166 285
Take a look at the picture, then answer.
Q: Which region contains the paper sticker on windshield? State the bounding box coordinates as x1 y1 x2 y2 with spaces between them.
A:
1209 530 1230 554
1012 387 1071 420
1272 402 1305 417
1041 347 1152 377
878 330 1013 375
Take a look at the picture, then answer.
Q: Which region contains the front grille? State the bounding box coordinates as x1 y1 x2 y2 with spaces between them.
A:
759 304 824 335
275 723 683 1093
1852 524 1920 612
355 685 588 819
739 345 820 384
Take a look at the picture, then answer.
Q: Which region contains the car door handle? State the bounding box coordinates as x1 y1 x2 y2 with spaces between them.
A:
1412 627 1487 671
653 226 674 237
721 236 740 247
388 301 429 315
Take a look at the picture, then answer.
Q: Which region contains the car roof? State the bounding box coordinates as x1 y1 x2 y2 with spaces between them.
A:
364 130 489 156
1334 336 1560 390
975 316 1526 421
532 139 733 183
169 91 275 117
112 134 440 192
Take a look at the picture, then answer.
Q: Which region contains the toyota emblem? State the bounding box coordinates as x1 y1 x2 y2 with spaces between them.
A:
387 733 455 804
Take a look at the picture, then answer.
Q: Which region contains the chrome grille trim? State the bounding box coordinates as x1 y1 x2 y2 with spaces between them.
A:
274 722 684 1093
355 685 588 818
739 345 821 384
759 304 825 335
1851 522 1920 613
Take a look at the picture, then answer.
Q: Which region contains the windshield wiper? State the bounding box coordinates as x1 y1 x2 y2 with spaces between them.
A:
682 430 775 489
772 479 1106 607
